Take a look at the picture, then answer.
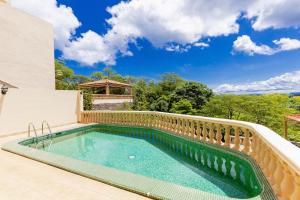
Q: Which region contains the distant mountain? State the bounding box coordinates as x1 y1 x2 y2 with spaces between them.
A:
290 92 300 97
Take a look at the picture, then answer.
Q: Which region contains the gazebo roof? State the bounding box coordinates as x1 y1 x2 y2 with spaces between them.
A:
78 79 132 89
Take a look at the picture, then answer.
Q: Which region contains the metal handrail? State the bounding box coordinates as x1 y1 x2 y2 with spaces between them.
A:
28 122 38 144
28 122 37 138
41 120 52 136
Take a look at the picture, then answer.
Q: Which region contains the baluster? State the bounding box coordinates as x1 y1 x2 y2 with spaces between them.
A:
262 147 271 177
291 174 300 200
209 123 215 143
216 125 222 145
182 119 186 136
202 123 208 141
272 159 284 196
233 127 240 151
196 121 201 140
174 118 179 134
280 164 295 200
224 126 231 147
188 120 193 139
242 129 250 154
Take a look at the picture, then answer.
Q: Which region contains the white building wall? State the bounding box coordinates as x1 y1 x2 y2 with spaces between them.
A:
0 3 54 89
0 89 80 136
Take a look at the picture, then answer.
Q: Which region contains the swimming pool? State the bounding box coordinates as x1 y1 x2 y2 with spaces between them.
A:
2 125 276 200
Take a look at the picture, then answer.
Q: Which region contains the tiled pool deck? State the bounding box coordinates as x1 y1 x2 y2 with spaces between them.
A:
0 124 149 200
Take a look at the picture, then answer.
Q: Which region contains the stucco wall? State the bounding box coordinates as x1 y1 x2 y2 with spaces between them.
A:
0 89 80 136
0 4 54 89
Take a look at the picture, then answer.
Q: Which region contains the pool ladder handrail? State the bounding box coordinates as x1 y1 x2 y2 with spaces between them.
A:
42 120 52 137
28 122 38 141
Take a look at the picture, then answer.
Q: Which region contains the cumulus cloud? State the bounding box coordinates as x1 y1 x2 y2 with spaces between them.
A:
62 31 117 66
246 0 300 31
193 42 210 48
233 35 300 55
11 0 81 50
233 35 274 55
215 70 300 94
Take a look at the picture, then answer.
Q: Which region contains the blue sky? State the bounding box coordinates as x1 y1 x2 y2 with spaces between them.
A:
11 0 300 93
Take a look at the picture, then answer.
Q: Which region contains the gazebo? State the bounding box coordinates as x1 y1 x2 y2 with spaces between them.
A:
284 114 300 139
78 79 133 110
78 79 132 95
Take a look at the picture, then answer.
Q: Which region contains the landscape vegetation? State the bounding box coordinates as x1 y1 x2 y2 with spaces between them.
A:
55 60 300 141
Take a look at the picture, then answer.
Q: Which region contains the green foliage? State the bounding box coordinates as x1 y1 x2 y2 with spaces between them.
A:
91 72 103 81
55 60 75 90
170 99 196 114
170 81 213 111
158 73 184 95
150 95 170 112
201 94 296 138
83 91 92 110
201 95 243 119
103 66 116 78
290 96 300 112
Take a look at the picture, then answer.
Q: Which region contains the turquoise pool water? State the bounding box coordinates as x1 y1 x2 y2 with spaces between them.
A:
39 128 253 198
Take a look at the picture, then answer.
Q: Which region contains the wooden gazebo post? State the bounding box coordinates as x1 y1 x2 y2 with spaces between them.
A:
105 83 110 95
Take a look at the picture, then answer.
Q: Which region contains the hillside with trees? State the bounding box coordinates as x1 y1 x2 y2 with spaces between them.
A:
55 60 300 141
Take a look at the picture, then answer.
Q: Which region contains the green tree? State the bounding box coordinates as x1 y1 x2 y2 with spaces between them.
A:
83 91 92 110
170 81 213 111
103 66 116 78
55 60 75 90
91 72 103 81
201 95 243 119
159 73 184 95
150 95 170 112
132 79 149 110
290 96 300 112
170 99 196 114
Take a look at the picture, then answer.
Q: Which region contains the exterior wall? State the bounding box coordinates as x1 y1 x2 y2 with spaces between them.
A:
0 4 54 89
0 89 80 136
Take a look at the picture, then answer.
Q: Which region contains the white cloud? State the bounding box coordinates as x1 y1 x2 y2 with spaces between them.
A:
246 0 300 31
233 35 275 55
193 42 209 48
106 0 246 47
165 44 191 53
11 0 81 50
215 70 300 94
273 38 300 51
62 31 117 66
233 35 300 56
